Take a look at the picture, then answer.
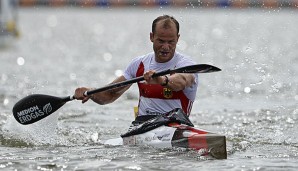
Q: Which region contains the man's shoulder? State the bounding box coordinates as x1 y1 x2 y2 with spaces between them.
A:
137 52 154 60
175 52 196 66
130 52 154 64
126 52 154 68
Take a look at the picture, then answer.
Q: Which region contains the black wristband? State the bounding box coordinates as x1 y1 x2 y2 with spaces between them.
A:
161 75 169 86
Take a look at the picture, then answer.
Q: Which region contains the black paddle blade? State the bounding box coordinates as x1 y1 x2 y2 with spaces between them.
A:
12 94 68 125
173 64 221 74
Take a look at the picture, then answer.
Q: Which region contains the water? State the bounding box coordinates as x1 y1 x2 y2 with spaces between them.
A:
1 7 298 170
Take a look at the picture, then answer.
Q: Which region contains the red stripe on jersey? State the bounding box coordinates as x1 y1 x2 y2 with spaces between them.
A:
136 62 144 77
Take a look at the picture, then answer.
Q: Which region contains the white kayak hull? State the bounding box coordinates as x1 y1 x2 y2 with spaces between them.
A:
103 124 227 159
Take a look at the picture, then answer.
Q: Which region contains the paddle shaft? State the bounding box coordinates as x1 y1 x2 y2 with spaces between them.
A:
84 69 170 96
65 64 221 100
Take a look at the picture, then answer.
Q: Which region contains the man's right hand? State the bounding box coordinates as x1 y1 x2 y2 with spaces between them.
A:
74 87 91 103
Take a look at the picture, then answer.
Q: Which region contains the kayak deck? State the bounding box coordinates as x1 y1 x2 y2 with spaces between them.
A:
105 124 227 159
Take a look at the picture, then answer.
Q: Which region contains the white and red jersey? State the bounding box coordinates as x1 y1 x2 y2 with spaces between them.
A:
123 52 198 116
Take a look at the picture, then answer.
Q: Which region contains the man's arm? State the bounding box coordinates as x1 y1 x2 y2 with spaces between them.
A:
143 70 195 91
74 75 131 104
165 73 195 91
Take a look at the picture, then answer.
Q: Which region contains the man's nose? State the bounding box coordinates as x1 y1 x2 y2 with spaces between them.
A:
161 43 170 50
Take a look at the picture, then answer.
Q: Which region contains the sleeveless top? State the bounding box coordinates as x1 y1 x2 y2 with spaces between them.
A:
123 52 198 116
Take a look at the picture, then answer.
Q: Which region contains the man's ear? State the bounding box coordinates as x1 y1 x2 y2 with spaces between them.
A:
150 32 154 42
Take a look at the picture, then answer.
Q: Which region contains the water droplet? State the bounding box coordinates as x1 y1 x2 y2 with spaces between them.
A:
3 98 9 106
125 165 142 171
212 28 223 39
244 87 251 93
1 74 8 82
91 132 99 142
286 118 294 124
17 57 25 66
70 73 76 80
103 52 112 62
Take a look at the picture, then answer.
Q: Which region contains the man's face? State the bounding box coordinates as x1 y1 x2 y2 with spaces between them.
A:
150 21 180 63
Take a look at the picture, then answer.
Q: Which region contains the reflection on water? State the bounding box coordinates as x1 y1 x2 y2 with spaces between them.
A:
0 7 298 170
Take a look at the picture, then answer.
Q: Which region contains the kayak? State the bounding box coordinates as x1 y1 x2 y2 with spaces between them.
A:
104 109 227 159
104 124 227 159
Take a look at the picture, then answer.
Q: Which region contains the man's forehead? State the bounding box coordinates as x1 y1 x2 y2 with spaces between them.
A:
156 20 176 29
155 22 178 35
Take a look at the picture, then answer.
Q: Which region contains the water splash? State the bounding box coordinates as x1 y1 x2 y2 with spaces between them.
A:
1 113 64 147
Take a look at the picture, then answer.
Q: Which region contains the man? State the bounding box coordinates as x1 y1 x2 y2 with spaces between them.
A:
74 15 198 121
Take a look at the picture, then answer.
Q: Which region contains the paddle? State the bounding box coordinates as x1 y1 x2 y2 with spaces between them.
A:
12 64 221 125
